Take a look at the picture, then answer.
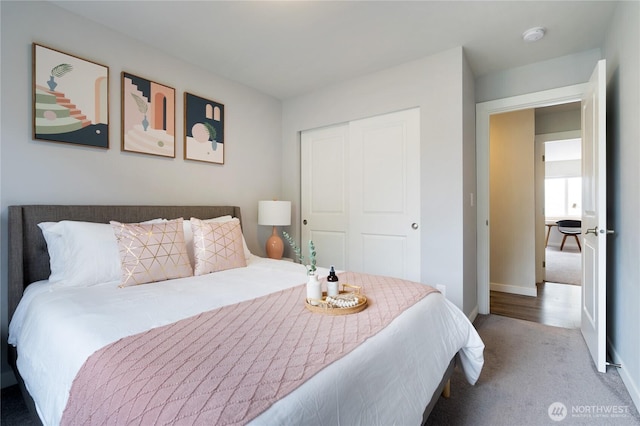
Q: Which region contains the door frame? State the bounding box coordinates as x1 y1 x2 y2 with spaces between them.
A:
476 84 587 314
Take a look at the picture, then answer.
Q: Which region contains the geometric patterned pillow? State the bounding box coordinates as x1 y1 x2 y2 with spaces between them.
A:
182 215 233 268
191 217 247 276
110 218 193 287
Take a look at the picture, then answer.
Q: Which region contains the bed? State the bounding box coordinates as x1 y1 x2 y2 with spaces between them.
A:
7 205 484 426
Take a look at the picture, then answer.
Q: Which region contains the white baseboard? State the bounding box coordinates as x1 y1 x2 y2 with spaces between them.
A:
1 370 17 388
468 305 479 323
490 282 537 297
608 339 640 413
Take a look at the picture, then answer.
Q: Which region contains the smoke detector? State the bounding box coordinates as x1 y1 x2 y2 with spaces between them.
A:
522 27 546 42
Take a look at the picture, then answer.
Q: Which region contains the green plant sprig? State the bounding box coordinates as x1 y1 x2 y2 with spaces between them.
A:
308 240 317 273
51 63 73 78
282 231 316 274
130 93 148 114
203 122 217 141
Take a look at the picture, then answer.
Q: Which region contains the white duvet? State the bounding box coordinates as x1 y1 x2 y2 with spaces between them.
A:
9 256 484 426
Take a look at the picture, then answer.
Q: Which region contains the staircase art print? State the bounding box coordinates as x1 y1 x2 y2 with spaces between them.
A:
33 44 109 148
122 72 176 158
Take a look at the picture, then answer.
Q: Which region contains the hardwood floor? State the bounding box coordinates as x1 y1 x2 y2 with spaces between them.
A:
490 281 581 329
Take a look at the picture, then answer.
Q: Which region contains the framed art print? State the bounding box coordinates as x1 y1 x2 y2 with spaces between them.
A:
184 92 225 164
121 72 176 157
33 44 109 148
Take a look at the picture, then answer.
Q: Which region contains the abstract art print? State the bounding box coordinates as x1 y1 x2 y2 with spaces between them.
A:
184 92 225 164
33 44 109 148
122 72 175 157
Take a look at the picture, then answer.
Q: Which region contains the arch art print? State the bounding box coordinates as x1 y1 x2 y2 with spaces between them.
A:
184 92 225 164
32 44 109 148
121 72 176 157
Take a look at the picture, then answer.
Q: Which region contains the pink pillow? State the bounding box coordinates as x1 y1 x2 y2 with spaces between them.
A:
110 218 193 287
191 217 247 275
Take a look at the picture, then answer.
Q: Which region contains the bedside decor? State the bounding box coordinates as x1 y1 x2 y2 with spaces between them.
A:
305 272 322 306
282 232 322 305
282 231 316 274
121 72 175 157
258 200 291 259
184 92 225 164
304 284 368 315
33 44 109 148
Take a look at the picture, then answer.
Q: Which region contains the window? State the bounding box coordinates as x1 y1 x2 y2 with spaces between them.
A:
544 138 581 218
545 177 581 217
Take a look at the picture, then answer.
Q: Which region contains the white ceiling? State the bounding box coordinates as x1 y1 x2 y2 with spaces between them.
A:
49 0 618 100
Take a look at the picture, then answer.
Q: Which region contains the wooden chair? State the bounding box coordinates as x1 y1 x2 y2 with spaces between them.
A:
556 220 582 251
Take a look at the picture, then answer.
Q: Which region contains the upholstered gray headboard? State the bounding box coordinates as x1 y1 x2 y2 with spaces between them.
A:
7 205 242 321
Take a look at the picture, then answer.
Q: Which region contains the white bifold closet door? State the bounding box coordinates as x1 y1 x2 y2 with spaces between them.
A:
301 108 420 281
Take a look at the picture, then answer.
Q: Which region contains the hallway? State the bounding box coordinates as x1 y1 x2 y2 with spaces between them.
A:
490 282 581 329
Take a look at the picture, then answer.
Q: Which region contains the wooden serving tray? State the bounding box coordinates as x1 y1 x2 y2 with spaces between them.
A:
305 284 368 315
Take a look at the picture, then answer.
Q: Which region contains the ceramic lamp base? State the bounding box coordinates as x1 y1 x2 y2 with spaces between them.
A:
265 226 284 259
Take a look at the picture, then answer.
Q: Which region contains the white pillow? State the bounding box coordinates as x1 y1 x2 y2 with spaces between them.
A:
38 218 165 288
38 221 121 288
183 216 251 268
37 222 67 283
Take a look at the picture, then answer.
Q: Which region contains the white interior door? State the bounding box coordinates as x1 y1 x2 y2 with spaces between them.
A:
301 108 420 280
348 109 421 281
301 124 349 270
581 59 608 373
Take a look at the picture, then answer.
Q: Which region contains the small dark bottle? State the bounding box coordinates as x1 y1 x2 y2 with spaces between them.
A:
327 265 339 296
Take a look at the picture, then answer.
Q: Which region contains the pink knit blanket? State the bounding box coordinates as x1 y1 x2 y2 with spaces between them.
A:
61 272 438 425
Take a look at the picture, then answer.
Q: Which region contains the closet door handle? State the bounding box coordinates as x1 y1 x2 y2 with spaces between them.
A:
411 223 419 230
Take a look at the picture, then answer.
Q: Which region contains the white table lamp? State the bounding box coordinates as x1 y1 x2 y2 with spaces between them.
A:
258 200 291 259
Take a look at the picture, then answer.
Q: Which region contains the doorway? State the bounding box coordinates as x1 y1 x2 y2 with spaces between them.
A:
486 103 583 326
476 83 587 314
486 104 583 328
539 125 582 287
489 108 583 328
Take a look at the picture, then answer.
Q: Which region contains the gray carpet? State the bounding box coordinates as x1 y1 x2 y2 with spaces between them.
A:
426 314 639 425
546 246 581 286
1 384 35 425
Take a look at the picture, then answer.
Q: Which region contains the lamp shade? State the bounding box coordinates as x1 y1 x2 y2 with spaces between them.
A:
258 200 291 226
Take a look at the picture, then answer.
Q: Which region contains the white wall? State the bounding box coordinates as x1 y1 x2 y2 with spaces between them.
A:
0 1 283 386
476 49 602 103
462 53 478 315
535 105 581 134
603 0 640 411
489 109 537 296
282 47 475 315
